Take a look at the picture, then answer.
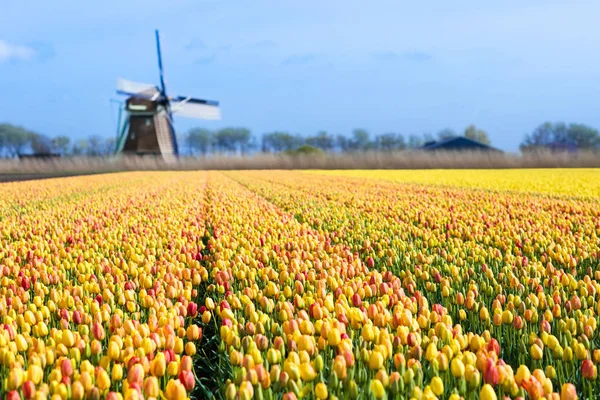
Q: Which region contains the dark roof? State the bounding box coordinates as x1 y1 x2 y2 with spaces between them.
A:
421 136 502 152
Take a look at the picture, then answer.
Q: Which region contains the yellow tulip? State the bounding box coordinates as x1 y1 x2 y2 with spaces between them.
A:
315 382 328 399
111 364 123 382
96 368 111 392
431 376 444 396
369 351 384 370
480 384 497 400
165 379 187 400
300 362 317 381
451 358 465 378
370 379 386 399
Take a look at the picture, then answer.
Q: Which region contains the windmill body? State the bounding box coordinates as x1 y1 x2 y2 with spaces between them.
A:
115 30 220 162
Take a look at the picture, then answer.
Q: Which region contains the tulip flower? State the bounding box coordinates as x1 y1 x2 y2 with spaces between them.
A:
2 169 599 399
480 384 497 400
581 359 597 380
560 383 577 400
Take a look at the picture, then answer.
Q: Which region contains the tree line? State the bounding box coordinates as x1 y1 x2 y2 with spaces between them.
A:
520 122 600 152
0 124 115 157
2 120 599 158
181 124 492 156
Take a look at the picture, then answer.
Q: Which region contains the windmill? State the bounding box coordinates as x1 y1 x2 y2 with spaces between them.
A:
114 30 220 162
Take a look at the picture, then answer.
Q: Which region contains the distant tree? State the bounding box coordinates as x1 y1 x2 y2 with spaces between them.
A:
0 124 10 156
87 136 103 156
520 122 554 151
464 124 491 145
213 127 252 154
520 121 599 151
247 136 260 154
306 131 334 151
437 128 457 140
376 133 406 151
350 129 370 151
214 128 235 153
262 131 302 152
335 134 350 152
0 123 32 156
395 134 407 150
0 127 5 156
235 128 252 155
102 138 116 155
566 123 599 149
187 128 213 155
71 139 88 156
408 134 423 149
30 134 52 154
51 136 71 155
422 132 435 143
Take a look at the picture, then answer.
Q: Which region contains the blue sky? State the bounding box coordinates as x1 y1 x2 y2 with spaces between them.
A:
1 0 600 151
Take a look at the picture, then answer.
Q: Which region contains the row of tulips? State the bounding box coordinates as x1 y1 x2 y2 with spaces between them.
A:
1 170 599 399
202 171 600 399
0 173 211 399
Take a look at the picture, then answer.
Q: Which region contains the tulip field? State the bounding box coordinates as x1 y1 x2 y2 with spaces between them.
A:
0 170 599 400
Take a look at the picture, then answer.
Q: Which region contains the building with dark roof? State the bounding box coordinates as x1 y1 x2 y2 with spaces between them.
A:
421 136 502 152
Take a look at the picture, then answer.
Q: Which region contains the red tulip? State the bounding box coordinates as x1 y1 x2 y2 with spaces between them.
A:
513 315 524 330
220 300 230 311
61 358 74 377
22 381 36 399
334 287 343 298
187 302 198 317
487 338 500 356
352 293 362 307
128 357 141 369
92 322 105 341
73 310 82 325
483 359 499 386
407 333 417 347
367 257 375 269
164 349 175 364
179 370 195 391
7 391 20 400
582 359 597 380
540 319 551 334
3 324 15 340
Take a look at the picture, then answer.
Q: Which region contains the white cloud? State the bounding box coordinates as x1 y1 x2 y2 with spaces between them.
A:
0 39 35 63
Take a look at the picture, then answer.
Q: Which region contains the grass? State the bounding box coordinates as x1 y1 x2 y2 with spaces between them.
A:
0 150 599 180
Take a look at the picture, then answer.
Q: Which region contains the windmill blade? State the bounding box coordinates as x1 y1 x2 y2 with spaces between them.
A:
116 77 160 98
155 30 167 96
170 96 221 120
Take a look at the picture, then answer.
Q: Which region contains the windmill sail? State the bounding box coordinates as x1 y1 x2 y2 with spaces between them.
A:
117 78 160 98
170 97 221 120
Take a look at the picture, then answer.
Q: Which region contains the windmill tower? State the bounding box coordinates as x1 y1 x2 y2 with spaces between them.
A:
114 30 221 162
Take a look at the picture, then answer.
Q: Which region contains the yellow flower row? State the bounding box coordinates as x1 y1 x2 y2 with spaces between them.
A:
309 169 600 198
1 170 598 400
